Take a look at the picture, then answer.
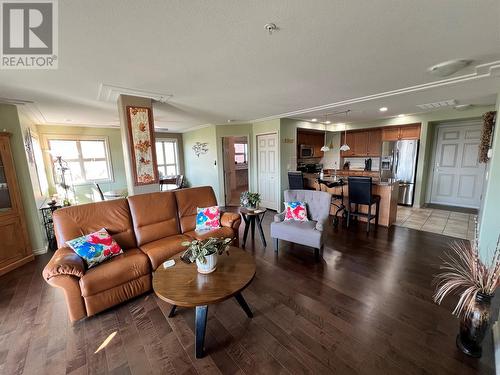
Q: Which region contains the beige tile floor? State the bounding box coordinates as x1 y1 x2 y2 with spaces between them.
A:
395 206 476 240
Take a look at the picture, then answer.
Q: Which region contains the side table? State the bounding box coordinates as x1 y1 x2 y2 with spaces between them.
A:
239 207 267 247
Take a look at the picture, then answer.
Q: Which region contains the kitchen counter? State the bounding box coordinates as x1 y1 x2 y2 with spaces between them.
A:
302 173 399 227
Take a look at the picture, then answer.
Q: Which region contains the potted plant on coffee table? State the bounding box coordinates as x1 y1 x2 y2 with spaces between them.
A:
181 237 233 274
433 231 500 358
240 191 261 210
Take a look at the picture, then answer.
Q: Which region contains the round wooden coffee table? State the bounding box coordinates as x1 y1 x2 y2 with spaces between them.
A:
153 247 256 358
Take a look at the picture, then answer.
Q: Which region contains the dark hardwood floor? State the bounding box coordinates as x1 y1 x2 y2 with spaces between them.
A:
0 212 496 374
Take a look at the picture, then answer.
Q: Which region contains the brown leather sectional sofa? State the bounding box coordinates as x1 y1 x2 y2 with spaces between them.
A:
42 186 241 321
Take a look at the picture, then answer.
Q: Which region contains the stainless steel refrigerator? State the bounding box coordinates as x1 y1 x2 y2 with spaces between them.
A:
380 139 419 206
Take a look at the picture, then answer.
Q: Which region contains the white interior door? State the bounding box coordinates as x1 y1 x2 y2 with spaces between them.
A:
257 133 278 210
430 121 485 208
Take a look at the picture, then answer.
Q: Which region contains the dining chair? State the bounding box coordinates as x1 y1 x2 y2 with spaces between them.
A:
346 177 380 232
94 182 105 201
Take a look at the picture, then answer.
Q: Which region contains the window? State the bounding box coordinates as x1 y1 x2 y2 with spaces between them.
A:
234 143 247 164
156 139 179 178
47 137 113 184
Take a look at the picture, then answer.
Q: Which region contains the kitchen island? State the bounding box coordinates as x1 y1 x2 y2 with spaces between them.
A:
303 172 399 227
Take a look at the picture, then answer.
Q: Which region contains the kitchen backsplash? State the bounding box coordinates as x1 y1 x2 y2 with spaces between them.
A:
344 157 380 170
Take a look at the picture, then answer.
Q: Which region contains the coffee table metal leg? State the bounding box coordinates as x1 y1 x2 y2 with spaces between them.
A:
168 305 177 317
195 305 208 358
234 292 253 318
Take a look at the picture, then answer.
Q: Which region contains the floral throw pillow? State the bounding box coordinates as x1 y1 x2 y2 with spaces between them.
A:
66 228 123 268
196 206 221 231
284 201 309 222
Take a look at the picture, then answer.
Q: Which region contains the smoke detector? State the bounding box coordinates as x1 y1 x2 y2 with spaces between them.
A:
428 59 473 77
264 23 279 34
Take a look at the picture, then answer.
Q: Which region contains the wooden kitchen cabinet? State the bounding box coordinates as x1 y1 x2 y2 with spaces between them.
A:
0 133 33 276
340 132 355 156
353 131 368 156
382 124 421 141
400 125 421 140
381 127 401 141
367 129 382 156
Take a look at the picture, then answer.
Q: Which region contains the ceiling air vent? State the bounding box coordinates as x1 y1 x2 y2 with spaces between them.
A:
416 99 457 110
98 84 172 103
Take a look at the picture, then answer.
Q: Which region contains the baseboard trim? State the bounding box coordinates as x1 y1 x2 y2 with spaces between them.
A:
33 246 48 255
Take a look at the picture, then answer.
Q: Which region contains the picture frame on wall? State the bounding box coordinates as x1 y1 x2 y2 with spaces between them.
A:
125 106 159 185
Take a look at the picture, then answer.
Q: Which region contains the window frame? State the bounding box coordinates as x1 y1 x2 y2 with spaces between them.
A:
45 135 115 186
156 138 180 178
234 142 248 164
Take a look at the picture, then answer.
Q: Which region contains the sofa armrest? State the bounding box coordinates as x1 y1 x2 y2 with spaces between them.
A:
314 214 329 231
274 211 285 222
42 247 86 281
221 212 241 229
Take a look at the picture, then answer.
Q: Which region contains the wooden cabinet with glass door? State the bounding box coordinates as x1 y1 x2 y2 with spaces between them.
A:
0 133 33 276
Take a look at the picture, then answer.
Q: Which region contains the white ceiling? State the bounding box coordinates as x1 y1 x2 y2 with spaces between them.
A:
1 0 499 131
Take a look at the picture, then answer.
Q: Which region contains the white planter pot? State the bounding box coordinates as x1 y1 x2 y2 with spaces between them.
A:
196 253 218 274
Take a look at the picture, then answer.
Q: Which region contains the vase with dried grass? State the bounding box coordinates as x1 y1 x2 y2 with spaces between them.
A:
433 229 500 358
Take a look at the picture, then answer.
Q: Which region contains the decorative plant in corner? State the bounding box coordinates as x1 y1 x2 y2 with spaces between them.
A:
240 191 261 209
181 237 233 274
433 228 500 358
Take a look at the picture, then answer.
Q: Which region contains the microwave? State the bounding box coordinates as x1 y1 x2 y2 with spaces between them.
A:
299 144 314 158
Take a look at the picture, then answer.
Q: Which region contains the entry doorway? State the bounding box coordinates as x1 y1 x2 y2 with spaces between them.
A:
256 133 279 210
429 119 486 209
222 136 249 206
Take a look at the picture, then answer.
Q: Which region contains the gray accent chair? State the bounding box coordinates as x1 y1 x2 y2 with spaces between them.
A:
270 189 331 259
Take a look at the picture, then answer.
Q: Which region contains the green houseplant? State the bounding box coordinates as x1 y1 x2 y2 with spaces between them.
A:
240 191 261 209
181 237 233 274
433 230 500 358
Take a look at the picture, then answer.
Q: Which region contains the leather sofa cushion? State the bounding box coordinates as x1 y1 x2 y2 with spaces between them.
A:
175 186 217 233
139 234 190 270
184 227 234 241
79 248 150 297
128 192 181 246
84 274 151 317
53 199 136 250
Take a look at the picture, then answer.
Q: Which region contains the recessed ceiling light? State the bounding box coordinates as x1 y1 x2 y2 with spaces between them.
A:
311 118 317 122
428 59 472 77
397 114 405 118
379 107 388 112
325 120 331 124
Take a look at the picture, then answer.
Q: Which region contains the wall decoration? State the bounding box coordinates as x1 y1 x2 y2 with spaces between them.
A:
479 111 496 163
24 128 34 164
126 106 159 185
192 142 209 157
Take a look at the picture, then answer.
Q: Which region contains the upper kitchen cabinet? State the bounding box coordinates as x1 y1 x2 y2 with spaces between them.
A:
340 131 355 157
341 128 381 157
382 124 421 141
297 129 326 158
367 128 382 156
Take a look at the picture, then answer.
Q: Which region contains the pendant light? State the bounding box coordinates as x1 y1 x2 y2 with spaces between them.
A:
339 110 351 152
320 113 330 152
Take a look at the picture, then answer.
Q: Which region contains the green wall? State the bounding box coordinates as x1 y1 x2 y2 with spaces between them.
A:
0 104 46 253
182 125 221 201
479 96 500 260
37 125 128 204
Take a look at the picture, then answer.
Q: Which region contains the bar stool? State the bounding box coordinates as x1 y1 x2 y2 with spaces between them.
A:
346 177 380 232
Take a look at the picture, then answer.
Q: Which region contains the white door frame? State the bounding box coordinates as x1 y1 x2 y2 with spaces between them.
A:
256 132 280 211
427 119 485 208
219 134 253 206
